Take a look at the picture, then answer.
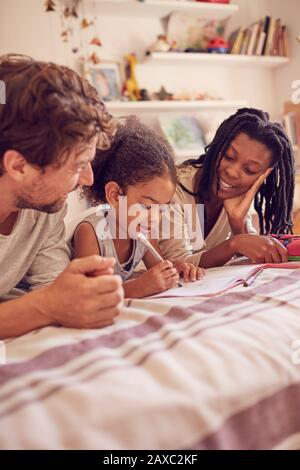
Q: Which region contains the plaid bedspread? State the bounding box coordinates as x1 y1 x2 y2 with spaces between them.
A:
0 265 300 449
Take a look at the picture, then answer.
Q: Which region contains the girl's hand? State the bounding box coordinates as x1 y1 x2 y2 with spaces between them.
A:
173 260 205 282
231 234 288 264
139 260 179 295
224 168 273 232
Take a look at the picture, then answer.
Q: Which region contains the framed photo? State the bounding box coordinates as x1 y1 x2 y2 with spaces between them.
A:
89 62 122 102
159 115 206 152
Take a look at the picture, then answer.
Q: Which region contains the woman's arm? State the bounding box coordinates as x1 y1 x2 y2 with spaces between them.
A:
200 238 237 268
73 222 101 258
200 234 288 268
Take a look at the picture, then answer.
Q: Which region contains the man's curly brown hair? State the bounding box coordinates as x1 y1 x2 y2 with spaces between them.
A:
0 54 116 175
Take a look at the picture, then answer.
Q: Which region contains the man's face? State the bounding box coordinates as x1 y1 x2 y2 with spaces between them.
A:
16 138 97 213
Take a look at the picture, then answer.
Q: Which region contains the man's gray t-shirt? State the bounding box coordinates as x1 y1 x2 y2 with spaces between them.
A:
0 205 70 299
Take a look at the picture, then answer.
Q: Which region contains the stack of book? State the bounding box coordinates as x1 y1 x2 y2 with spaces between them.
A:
228 17 289 57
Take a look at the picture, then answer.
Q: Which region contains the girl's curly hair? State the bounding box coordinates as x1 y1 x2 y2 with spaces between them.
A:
83 116 177 204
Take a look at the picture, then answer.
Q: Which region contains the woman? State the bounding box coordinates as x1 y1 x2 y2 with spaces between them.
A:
159 108 295 268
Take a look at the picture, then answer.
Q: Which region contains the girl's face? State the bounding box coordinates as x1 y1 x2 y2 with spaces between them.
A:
125 175 176 234
105 174 176 237
213 132 273 200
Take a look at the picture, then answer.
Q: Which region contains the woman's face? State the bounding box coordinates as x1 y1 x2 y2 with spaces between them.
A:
213 132 273 200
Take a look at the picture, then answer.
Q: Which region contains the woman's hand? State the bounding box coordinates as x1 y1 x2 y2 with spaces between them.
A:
230 234 288 264
224 168 273 233
173 260 205 282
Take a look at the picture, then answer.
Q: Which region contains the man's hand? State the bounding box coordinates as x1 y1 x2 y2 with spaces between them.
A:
40 256 124 329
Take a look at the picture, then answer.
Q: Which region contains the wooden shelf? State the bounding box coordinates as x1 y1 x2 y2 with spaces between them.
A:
92 0 239 19
145 52 290 69
105 99 247 114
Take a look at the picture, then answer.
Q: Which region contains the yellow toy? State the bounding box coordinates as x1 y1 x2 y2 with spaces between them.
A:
124 54 140 101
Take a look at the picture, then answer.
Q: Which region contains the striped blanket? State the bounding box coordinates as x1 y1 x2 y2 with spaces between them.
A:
0 265 300 450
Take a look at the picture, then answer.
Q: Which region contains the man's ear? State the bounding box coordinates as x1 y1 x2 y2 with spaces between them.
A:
105 181 122 207
2 150 28 182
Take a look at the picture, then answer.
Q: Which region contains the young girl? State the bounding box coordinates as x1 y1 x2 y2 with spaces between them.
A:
159 107 295 267
73 117 205 298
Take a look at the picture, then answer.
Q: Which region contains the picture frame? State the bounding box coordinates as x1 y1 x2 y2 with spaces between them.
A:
89 62 122 102
159 115 206 153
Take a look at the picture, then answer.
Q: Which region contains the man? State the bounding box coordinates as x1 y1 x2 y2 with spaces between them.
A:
0 54 124 339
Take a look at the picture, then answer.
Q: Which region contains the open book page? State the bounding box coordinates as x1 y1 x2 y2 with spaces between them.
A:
149 262 300 299
150 265 262 299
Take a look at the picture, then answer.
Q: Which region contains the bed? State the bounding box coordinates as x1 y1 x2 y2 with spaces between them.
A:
0 264 300 450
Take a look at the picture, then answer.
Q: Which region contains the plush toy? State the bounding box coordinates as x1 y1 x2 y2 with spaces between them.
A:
271 234 300 260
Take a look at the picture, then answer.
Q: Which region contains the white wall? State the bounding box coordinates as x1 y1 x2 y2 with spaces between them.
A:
1 0 297 115
268 0 300 116
1 0 298 218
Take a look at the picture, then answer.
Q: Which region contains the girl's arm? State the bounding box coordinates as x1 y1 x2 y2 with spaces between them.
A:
73 222 101 258
123 240 179 298
123 260 179 299
122 240 165 298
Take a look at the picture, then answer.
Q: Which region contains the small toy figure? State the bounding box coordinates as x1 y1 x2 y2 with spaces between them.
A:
89 52 101 65
185 47 206 53
61 30 69 42
169 40 180 52
148 34 171 53
81 18 94 29
90 37 102 47
44 0 56 12
154 86 173 101
123 54 140 101
207 37 229 53
140 89 150 101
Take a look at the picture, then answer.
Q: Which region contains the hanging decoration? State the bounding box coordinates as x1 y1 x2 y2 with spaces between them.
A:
44 0 56 12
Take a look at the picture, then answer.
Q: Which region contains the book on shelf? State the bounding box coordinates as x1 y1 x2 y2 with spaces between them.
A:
240 27 251 55
227 16 288 57
255 31 267 55
282 25 289 57
228 26 244 54
246 22 260 55
270 18 281 56
283 113 298 148
261 16 270 55
284 102 300 149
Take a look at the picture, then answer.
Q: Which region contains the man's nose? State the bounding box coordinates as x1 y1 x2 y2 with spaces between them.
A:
78 163 94 186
